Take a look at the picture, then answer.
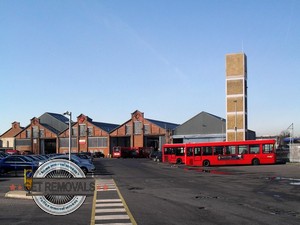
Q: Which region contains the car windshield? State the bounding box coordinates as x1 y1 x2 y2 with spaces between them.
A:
51 155 81 164
9 156 33 162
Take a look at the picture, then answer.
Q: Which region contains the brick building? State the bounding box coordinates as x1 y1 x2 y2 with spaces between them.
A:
14 113 69 154
58 114 119 156
0 122 24 150
109 110 178 152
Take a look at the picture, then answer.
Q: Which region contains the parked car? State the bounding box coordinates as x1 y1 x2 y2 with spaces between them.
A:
0 152 8 159
74 153 93 163
0 155 39 174
26 155 47 166
153 151 162 162
149 150 162 162
22 150 34 155
49 154 95 175
5 149 20 155
93 151 105 158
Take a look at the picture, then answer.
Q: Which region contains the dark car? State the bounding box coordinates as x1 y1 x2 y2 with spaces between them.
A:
93 152 105 158
0 155 39 174
0 152 8 159
149 150 162 162
153 151 162 162
69 153 93 163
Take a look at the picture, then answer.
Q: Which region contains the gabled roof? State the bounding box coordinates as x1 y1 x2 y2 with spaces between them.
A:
146 118 179 130
174 111 225 135
74 114 119 133
91 121 119 133
39 112 69 135
44 112 70 124
0 122 24 138
40 123 61 134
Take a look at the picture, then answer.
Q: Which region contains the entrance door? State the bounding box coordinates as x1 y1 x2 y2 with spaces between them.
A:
44 139 56 154
40 139 45 154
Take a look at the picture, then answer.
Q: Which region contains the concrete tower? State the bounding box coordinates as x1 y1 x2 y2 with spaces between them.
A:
226 53 248 141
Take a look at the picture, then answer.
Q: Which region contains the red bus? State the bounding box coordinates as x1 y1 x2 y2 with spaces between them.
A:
162 143 187 164
112 146 138 158
163 139 277 166
112 146 152 158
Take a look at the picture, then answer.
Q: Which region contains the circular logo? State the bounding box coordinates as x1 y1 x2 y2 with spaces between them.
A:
32 159 86 216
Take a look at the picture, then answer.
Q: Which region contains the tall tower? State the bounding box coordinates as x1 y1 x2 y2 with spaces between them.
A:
225 53 248 141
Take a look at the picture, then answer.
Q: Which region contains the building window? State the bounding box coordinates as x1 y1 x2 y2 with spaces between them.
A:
87 127 93 136
59 138 69 147
59 138 77 148
134 121 142 134
40 129 44 138
79 125 86 137
72 127 77 137
144 124 150 134
125 125 131 135
16 139 31 146
88 137 108 147
26 130 31 138
33 126 39 138
72 138 77 148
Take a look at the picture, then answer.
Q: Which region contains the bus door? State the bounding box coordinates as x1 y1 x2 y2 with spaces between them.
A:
193 147 202 166
261 143 276 164
186 147 194 165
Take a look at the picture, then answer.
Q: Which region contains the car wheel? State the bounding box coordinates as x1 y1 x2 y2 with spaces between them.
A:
81 167 88 175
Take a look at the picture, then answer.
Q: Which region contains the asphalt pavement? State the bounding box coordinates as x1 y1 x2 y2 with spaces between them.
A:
1 158 300 225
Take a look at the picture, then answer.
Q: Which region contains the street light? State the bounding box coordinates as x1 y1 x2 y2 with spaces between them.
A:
221 118 226 141
63 111 72 161
287 123 294 152
234 100 237 141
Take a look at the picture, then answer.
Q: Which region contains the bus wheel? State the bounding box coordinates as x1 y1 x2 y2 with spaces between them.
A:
203 160 210 167
252 158 260 165
176 158 182 164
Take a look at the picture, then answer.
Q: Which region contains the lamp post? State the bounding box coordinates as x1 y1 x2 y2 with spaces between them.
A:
221 118 225 141
287 123 294 153
234 100 237 141
63 111 72 161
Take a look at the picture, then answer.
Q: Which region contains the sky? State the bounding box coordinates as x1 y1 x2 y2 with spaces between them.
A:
1 0 299 137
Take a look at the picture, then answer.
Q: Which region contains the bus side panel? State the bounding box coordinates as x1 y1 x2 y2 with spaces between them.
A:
259 153 276 164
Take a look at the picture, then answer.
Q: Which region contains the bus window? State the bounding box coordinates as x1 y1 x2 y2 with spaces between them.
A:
175 147 185 156
214 146 224 155
164 148 174 155
263 144 274 153
202 147 212 156
249 145 260 154
225 146 236 155
187 147 193 156
238 145 248 154
194 147 201 156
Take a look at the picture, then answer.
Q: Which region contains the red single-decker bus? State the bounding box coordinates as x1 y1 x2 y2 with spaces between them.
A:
162 143 187 164
163 139 277 166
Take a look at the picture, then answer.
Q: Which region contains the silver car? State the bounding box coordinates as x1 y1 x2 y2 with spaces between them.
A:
50 154 95 175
